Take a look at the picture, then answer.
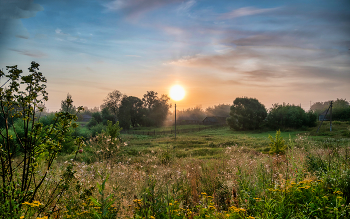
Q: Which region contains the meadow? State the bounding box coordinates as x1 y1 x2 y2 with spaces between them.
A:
18 121 349 219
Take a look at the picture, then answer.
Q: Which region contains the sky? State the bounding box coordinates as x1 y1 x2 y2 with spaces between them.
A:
0 0 349 112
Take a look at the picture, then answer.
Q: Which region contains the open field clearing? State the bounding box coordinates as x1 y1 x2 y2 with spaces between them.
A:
36 124 349 218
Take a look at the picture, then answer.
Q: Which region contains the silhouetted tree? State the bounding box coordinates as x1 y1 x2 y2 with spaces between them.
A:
142 92 171 127
101 90 123 119
118 96 145 129
227 97 267 130
60 93 76 114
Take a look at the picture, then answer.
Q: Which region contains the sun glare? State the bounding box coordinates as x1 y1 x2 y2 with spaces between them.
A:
170 85 185 101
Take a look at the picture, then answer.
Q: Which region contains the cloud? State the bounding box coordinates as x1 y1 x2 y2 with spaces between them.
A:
9 48 48 58
177 0 196 13
219 7 279 20
167 40 350 89
0 0 43 20
0 0 43 52
104 0 184 19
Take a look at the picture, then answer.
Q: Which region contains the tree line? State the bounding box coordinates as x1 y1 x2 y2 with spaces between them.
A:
227 97 350 131
61 90 171 130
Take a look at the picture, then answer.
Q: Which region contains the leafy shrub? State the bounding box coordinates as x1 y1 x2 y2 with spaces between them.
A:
0 62 85 217
268 130 286 154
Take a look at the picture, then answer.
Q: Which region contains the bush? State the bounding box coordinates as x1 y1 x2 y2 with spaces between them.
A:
268 130 286 155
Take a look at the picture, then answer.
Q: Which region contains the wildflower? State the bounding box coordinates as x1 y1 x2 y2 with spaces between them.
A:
334 191 343 195
150 216 155 219
169 203 173 206
201 192 207 195
20 217 24 219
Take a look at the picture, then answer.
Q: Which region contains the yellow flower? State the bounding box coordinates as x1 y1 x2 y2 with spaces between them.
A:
169 203 173 206
150 216 155 219
20 216 24 219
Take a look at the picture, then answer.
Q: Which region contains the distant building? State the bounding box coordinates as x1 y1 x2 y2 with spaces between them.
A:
202 116 227 125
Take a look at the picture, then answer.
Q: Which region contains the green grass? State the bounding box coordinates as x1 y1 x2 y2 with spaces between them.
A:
124 124 216 132
118 126 304 160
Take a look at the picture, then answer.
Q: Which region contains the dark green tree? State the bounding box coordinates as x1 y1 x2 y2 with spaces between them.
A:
227 97 267 130
118 96 145 129
142 92 171 127
101 90 122 120
267 103 317 129
101 107 115 125
142 91 158 109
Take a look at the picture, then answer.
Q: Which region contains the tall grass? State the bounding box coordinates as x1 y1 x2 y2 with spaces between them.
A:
14 132 350 218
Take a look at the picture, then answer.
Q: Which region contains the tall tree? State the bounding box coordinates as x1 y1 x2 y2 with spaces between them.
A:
101 90 122 119
60 93 76 114
142 92 171 127
118 96 145 129
142 91 158 109
227 97 267 130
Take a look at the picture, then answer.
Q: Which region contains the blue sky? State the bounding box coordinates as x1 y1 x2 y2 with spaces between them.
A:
1 0 349 111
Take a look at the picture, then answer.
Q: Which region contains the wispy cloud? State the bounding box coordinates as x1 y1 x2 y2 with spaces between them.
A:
9 48 48 58
219 7 279 20
177 0 196 13
104 0 184 19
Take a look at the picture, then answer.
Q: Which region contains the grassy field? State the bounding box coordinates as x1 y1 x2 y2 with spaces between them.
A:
15 122 350 218
117 126 304 160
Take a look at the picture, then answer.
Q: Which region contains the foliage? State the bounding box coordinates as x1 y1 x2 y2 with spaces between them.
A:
311 98 350 121
101 90 122 120
105 120 122 142
60 93 76 114
268 130 286 154
0 62 84 217
118 96 145 129
89 174 119 219
101 108 115 125
177 106 206 122
227 97 267 130
267 103 317 129
205 104 231 117
142 92 171 127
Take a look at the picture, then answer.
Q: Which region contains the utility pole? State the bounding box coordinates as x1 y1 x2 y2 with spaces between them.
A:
330 101 332 131
175 103 177 139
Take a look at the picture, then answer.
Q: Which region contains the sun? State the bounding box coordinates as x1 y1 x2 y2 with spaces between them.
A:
170 85 185 101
